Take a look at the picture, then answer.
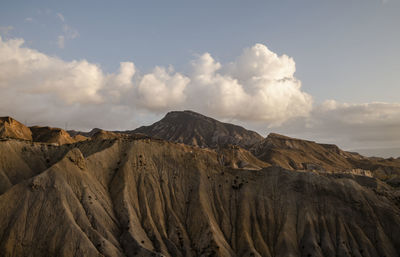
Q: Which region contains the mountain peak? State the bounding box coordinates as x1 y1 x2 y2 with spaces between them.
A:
134 110 264 148
164 110 218 122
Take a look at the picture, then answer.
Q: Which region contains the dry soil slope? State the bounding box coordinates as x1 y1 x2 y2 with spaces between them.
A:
0 137 400 257
133 110 264 149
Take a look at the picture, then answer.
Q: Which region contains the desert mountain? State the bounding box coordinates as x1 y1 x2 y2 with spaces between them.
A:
0 115 400 257
133 110 264 149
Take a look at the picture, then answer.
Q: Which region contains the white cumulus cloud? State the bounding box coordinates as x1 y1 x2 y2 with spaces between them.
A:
0 36 134 129
187 44 312 124
136 66 189 111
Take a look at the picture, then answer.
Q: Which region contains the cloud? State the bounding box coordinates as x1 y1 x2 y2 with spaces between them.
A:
56 13 65 22
0 36 311 129
137 66 189 111
0 36 141 130
63 25 78 39
51 12 78 48
0 26 14 35
315 101 400 146
188 44 312 124
270 100 400 152
0 37 105 103
22 10 79 49
57 35 65 49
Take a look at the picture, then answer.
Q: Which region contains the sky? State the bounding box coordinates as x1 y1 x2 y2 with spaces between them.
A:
0 0 399 157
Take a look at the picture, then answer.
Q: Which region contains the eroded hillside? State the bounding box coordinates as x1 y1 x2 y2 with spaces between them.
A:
0 137 400 257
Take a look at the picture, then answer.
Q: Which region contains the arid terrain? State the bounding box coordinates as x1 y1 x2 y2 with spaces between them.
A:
1 111 400 257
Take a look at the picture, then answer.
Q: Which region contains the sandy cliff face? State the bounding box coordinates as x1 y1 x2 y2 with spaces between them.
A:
0 137 399 257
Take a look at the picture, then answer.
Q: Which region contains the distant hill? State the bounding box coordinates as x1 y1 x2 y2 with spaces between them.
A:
133 110 264 149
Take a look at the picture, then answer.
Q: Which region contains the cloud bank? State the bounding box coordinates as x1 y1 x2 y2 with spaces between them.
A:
0 36 399 154
271 101 400 153
0 36 311 128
